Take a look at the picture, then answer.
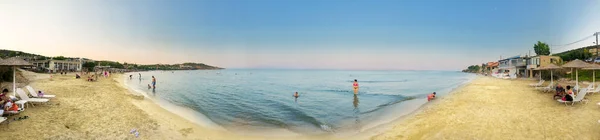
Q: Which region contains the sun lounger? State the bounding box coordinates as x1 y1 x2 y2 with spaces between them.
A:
535 82 554 92
16 88 49 108
0 117 5 124
25 86 55 98
588 83 600 95
529 80 545 87
557 88 588 106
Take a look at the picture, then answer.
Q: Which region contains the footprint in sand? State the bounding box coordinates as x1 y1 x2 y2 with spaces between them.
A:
178 128 194 136
484 86 500 90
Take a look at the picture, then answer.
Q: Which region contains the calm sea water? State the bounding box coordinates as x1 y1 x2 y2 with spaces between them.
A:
124 69 474 135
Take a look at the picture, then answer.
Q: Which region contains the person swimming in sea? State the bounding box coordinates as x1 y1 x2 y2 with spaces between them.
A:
293 92 299 98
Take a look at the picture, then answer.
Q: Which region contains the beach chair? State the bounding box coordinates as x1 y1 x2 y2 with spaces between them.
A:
16 88 49 108
588 83 600 95
0 117 5 125
25 86 55 98
529 80 545 87
557 88 588 106
535 82 554 92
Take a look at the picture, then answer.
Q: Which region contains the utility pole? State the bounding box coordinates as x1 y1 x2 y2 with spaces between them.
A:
595 32 599 56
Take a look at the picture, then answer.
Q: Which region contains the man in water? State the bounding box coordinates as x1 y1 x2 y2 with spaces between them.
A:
428 92 436 101
293 92 299 98
138 73 141 80
152 76 156 89
129 75 132 80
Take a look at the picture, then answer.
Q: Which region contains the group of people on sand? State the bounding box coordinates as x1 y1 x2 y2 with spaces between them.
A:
554 84 576 101
0 89 20 116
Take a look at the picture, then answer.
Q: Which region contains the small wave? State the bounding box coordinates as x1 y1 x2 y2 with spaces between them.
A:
360 96 417 115
320 124 335 133
347 80 408 83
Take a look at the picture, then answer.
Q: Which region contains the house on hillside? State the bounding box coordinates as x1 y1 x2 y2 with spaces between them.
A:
498 55 527 78
526 55 562 78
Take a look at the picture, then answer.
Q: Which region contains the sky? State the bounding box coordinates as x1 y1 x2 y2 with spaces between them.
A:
0 0 599 70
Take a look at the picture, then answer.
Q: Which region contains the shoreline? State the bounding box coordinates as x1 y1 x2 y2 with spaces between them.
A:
1 70 497 140
371 75 600 139
119 70 477 139
349 74 479 140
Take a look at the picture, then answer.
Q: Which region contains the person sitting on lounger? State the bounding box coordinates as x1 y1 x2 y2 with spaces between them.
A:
2 95 19 114
562 86 574 101
38 91 45 97
554 84 565 99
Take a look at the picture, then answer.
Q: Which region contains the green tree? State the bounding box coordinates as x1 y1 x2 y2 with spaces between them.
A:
53 56 67 60
534 41 550 55
82 62 96 71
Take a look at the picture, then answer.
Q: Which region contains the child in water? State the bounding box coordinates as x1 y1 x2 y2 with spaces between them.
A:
428 92 436 101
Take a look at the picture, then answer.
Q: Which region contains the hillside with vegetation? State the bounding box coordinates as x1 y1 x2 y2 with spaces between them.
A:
552 45 599 61
0 49 224 72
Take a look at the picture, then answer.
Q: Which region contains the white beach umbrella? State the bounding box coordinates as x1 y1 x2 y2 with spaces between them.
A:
562 59 591 89
583 63 600 89
0 57 33 96
534 63 561 84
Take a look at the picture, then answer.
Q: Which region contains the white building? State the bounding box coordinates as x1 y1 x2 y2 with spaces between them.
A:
30 58 93 72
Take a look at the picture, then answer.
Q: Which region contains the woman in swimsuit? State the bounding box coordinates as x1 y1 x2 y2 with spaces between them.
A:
353 79 359 94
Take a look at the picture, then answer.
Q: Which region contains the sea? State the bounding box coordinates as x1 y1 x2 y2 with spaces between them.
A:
124 69 475 136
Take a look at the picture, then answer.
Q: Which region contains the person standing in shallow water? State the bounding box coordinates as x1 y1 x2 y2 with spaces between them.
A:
151 76 156 89
353 79 359 94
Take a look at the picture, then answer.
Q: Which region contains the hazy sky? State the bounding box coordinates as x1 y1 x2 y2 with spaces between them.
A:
1 0 599 70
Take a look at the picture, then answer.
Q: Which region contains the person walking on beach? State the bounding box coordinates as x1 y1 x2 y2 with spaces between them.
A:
129 75 132 80
427 92 436 101
138 73 141 80
151 76 156 89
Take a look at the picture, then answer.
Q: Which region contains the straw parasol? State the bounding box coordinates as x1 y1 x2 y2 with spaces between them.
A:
534 63 561 84
562 59 591 89
583 63 600 89
0 57 33 96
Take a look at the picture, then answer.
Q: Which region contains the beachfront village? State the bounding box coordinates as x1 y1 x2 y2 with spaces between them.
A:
464 40 600 81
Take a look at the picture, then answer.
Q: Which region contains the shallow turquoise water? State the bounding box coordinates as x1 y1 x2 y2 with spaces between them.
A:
125 69 474 135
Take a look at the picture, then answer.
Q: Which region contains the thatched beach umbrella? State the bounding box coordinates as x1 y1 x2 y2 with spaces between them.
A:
534 63 561 84
562 59 591 89
0 57 33 96
583 63 600 89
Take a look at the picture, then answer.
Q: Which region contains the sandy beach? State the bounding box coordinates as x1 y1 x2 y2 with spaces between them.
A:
0 71 339 140
372 76 600 140
2 71 600 140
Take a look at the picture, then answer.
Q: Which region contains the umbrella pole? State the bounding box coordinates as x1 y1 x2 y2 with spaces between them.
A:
13 66 16 97
576 69 579 89
551 70 553 84
594 70 596 89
